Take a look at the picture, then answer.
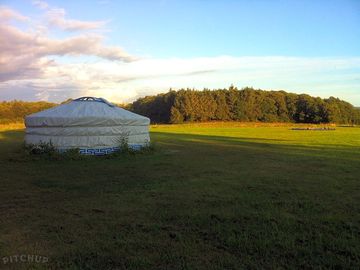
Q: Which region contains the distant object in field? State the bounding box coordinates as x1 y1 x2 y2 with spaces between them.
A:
291 127 336 131
25 97 150 155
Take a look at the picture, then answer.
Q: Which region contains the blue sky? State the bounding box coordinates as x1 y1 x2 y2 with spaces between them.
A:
0 0 359 104
116 0 360 58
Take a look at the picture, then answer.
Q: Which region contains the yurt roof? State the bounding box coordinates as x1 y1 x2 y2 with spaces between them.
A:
25 97 150 127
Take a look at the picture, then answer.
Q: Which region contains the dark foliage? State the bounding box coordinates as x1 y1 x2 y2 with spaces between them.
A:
129 87 360 124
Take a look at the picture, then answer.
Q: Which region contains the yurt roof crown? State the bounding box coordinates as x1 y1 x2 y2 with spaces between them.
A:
73 97 116 107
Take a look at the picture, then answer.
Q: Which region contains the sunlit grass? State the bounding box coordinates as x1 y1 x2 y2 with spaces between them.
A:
0 122 359 269
151 122 360 147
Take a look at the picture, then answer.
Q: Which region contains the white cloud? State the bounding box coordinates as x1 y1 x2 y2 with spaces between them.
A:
2 54 359 103
45 8 107 31
0 5 135 83
32 0 49 10
32 1 107 31
0 6 29 21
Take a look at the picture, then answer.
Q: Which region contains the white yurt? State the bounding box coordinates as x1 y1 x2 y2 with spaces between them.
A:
25 97 150 155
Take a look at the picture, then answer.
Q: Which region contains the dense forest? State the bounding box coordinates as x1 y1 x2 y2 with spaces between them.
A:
130 87 360 124
1 87 359 124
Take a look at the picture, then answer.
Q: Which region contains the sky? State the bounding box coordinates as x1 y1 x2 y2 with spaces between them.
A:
0 0 359 104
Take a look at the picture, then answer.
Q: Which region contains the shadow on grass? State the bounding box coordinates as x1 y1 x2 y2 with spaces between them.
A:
0 129 24 141
151 131 360 162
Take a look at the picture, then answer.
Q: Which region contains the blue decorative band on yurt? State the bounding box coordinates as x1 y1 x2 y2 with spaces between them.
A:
79 147 120 155
77 144 144 155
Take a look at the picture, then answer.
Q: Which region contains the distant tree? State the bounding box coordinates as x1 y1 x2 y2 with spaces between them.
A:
60 98 73 104
170 107 183 123
213 91 231 120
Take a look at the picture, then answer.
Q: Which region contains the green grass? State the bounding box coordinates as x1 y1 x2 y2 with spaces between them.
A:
0 123 360 269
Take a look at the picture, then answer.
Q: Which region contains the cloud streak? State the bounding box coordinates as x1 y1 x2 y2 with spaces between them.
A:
32 0 108 31
45 8 107 31
32 0 49 10
0 6 29 22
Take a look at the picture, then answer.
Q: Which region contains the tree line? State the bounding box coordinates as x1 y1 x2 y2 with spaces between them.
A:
1 87 359 124
0 100 56 124
130 87 360 124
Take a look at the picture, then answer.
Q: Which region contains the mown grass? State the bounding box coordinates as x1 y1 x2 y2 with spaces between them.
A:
0 123 359 269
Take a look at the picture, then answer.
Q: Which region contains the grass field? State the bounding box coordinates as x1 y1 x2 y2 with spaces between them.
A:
0 122 360 269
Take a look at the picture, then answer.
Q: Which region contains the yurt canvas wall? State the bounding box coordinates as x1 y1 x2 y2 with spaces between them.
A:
25 97 150 155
